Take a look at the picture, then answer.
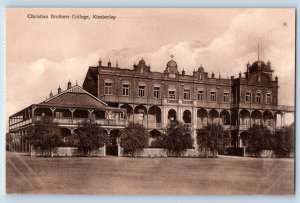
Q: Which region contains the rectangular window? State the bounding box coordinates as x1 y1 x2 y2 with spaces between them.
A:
210 92 216 102
223 92 229 103
183 89 191 100
198 91 204 101
153 87 160 98
104 83 112 95
169 91 176 100
122 84 129 96
138 86 145 97
266 93 272 104
256 93 261 103
245 92 251 103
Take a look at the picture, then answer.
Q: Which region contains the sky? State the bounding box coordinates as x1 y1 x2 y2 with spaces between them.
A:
6 8 295 129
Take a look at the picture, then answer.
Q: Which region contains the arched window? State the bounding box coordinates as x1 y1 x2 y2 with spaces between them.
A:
245 90 252 103
255 90 262 103
153 85 160 98
183 89 191 100
223 91 229 103
138 82 146 97
210 91 216 102
198 90 204 101
266 91 272 104
168 86 176 100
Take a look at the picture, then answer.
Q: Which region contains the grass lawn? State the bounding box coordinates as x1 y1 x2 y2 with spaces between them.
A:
6 152 294 195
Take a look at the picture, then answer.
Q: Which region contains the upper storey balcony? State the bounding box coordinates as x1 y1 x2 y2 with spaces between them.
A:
9 85 126 132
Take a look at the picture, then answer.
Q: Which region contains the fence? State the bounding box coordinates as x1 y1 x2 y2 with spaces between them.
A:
31 147 105 157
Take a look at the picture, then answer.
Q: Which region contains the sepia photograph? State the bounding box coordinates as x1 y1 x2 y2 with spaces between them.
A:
5 8 295 195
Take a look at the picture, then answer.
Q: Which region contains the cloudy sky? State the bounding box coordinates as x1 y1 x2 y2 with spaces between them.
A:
6 8 295 128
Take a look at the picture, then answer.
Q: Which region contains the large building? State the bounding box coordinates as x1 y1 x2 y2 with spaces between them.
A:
7 55 294 156
83 56 294 148
8 83 126 155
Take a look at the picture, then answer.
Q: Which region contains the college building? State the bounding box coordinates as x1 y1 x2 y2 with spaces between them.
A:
7 55 294 156
82 56 294 149
7 83 126 156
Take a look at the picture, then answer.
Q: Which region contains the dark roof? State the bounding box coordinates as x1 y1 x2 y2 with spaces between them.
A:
39 85 120 111
167 60 178 67
249 60 272 74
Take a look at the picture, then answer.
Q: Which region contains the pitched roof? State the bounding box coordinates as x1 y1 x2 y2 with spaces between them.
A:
38 85 110 110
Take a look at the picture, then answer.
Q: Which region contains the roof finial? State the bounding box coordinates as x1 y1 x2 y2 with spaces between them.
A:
68 80 71 89
76 80 78 85
170 54 174 60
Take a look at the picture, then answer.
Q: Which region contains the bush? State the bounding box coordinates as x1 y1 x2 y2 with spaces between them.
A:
196 124 231 157
120 122 149 157
75 120 108 156
160 121 193 156
241 124 272 157
272 126 294 157
27 116 63 157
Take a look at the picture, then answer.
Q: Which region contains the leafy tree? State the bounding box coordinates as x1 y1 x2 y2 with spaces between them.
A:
120 122 149 157
27 116 63 157
160 121 193 156
196 124 231 157
272 126 294 157
241 124 272 157
75 120 108 156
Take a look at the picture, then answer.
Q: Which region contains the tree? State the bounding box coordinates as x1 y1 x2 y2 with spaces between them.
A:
196 124 231 157
120 122 149 157
272 126 294 157
160 121 193 156
75 120 108 156
241 124 272 157
28 116 63 157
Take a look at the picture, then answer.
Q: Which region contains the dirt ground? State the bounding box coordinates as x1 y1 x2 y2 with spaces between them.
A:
6 152 294 195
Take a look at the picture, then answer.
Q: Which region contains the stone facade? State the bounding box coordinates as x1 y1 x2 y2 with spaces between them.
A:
83 57 294 148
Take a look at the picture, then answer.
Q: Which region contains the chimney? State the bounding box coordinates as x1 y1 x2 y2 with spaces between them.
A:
68 80 71 89
49 91 53 98
212 72 215 78
182 68 185 76
275 75 278 81
230 76 234 80
239 72 242 78
108 60 111 67
98 58 102 66
58 86 61 94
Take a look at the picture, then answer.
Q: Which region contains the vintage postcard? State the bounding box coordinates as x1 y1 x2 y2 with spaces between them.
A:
6 8 295 194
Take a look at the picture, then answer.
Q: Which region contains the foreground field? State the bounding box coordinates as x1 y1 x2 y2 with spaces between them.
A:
6 152 294 195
